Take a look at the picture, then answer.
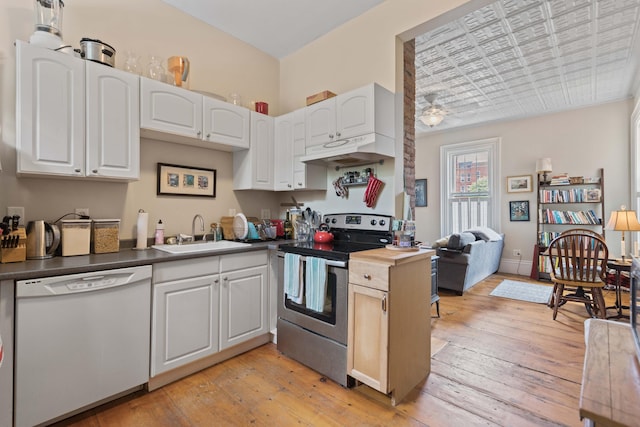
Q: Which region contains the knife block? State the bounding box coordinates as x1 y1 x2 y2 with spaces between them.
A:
0 228 27 263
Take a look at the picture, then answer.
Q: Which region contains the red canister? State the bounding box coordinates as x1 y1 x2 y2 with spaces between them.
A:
255 102 268 115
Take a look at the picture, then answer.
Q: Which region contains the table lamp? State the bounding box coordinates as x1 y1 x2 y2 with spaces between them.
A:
536 158 552 185
606 206 640 261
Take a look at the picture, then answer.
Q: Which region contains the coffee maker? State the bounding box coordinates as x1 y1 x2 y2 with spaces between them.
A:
29 0 68 50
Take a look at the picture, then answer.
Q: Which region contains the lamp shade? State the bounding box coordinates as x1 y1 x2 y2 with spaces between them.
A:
536 158 552 173
606 209 640 231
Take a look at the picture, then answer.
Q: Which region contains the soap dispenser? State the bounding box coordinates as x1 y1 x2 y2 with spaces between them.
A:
154 220 165 244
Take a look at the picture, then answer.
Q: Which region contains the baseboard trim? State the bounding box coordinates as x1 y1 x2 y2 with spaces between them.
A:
499 258 533 277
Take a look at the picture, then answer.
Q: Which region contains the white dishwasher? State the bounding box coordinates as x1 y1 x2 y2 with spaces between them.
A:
14 265 152 427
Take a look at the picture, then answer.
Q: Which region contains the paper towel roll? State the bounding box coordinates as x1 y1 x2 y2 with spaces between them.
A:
136 211 149 249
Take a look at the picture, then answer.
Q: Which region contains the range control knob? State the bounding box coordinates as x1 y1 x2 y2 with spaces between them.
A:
325 218 331 224
379 219 386 226
331 218 337 224
370 219 377 226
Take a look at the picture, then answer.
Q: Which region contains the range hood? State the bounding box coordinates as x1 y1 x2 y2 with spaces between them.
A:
300 133 395 167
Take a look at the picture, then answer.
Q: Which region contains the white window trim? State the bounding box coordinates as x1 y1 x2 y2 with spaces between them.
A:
440 137 502 236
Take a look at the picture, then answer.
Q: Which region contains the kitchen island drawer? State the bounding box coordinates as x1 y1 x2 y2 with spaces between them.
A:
349 260 389 291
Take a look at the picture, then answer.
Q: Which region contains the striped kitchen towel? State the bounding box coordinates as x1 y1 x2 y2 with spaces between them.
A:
284 253 304 304
305 256 327 312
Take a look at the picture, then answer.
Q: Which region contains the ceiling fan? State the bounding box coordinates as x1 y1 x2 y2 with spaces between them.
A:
419 93 447 128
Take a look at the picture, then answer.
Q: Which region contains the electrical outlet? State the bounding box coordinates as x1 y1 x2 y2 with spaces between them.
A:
75 208 90 217
228 208 237 216
513 249 522 257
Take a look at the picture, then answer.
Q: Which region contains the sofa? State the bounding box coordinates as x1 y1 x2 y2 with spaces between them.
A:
434 227 504 295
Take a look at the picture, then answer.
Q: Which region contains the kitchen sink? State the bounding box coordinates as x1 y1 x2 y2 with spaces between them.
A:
152 240 251 254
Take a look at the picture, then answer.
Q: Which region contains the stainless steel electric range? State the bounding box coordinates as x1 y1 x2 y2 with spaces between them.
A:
276 213 393 386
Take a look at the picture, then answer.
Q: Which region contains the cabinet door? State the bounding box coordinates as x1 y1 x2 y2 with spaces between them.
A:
220 265 268 350
151 275 220 376
140 77 202 138
16 41 85 176
336 85 374 140
86 61 140 179
233 112 274 190
347 283 389 393
305 97 336 148
202 97 250 150
274 112 295 190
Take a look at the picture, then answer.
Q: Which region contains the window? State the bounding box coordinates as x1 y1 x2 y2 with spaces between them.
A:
440 138 501 235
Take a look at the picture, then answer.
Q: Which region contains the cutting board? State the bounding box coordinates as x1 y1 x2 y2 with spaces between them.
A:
220 216 235 240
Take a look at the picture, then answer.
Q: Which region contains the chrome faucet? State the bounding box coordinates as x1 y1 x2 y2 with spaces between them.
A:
192 214 205 241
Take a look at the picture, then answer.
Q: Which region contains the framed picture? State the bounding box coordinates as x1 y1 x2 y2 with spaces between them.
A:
510 200 530 221
507 175 533 193
585 188 601 202
157 163 216 197
415 179 427 207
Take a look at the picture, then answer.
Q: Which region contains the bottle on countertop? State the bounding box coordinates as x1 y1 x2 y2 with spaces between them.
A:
284 210 293 240
154 220 165 245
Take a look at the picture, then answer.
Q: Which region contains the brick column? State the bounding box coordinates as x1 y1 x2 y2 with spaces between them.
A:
403 39 416 219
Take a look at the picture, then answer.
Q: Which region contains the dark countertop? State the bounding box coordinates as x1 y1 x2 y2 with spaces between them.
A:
0 240 284 282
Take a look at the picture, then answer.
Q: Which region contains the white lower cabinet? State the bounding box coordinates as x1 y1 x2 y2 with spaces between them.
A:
151 251 269 378
220 252 269 350
151 257 220 376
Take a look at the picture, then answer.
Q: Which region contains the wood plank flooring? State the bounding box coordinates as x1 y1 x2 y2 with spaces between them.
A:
54 273 630 427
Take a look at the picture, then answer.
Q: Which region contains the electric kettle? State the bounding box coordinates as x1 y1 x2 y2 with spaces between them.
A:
26 220 60 259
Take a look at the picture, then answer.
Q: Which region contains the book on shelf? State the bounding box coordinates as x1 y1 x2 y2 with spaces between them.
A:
539 188 601 203
540 208 600 224
549 173 570 186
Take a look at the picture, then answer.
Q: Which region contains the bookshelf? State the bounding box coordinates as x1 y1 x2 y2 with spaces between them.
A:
534 168 605 280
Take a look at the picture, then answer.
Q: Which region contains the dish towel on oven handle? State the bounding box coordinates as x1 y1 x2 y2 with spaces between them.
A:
364 176 384 208
305 256 327 312
284 253 304 304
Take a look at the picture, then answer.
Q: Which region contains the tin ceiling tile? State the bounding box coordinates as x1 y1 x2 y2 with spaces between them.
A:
414 0 640 132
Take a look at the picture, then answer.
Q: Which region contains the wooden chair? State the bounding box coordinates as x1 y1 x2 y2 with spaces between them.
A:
547 231 608 320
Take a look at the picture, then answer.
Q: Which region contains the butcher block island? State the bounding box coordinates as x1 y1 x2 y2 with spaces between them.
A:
347 247 434 405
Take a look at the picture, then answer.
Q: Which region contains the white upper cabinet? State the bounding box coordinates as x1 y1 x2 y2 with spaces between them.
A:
16 40 139 180
140 77 202 139
275 109 325 191
203 97 250 149
274 112 295 190
86 61 140 179
140 77 250 151
233 112 274 190
305 83 395 150
17 40 85 177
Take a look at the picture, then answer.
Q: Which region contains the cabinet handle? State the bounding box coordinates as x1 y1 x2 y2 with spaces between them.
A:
288 184 292 188
329 134 334 139
297 182 303 186
363 274 371 280
336 132 341 138
206 133 210 139
197 131 202 137
92 169 98 174
381 295 387 312
74 168 81 173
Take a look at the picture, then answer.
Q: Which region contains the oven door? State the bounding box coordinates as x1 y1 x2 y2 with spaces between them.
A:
277 252 348 345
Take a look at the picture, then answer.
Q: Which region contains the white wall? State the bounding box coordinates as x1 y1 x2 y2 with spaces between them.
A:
0 0 281 239
415 100 633 273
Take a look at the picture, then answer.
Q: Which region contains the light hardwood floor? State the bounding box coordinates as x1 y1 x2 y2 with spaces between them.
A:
54 273 630 427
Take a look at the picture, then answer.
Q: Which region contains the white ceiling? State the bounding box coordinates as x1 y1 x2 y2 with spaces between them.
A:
160 0 385 59
415 0 640 133
162 0 640 134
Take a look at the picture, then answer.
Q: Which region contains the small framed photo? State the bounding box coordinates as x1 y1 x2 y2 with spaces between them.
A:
585 188 601 202
157 163 216 197
510 200 530 221
507 175 533 193
415 179 427 207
